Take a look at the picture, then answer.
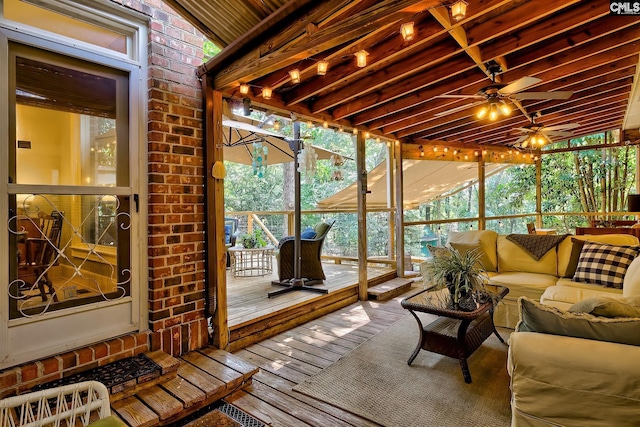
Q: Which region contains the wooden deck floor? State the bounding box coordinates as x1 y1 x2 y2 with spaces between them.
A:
227 261 395 327
226 261 398 351
224 289 416 427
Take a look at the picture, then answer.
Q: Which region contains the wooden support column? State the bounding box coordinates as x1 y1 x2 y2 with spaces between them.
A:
394 141 404 278
386 143 395 263
356 131 368 300
478 156 486 230
535 157 542 227
204 80 228 351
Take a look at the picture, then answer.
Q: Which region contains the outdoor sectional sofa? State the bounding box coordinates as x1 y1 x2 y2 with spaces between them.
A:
446 229 640 328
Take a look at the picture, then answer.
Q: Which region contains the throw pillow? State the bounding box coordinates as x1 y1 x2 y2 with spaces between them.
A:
572 242 639 288
568 296 640 318
426 244 450 259
301 227 317 239
562 237 586 278
314 221 331 238
516 297 640 346
449 241 493 271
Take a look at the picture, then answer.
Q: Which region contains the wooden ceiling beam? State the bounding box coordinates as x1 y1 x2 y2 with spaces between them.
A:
345 6 635 127
505 18 640 72
311 38 461 113
334 55 483 120
211 0 440 89
283 19 445 105
480 1 611 62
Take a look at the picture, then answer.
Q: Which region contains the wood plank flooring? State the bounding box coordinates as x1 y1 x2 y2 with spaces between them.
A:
227 261 394 327
225 289 417 427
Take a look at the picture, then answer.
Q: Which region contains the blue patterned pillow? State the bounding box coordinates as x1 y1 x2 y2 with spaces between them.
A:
573 242 639 289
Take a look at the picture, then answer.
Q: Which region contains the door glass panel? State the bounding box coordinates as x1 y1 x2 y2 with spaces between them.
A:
8 44 131 319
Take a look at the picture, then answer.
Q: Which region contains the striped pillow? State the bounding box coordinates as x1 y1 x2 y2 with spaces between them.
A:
573 242 639 289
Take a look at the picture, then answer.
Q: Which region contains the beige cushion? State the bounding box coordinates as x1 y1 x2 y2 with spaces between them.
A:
314 221 331 238
447 230 498 272
557 234 639 277
87 416 128 427
623 256 640 297
508 332 640 427
541 284 622 308
497 235 557 275
516 297 640 346
448 241 494 272
569 296 640 318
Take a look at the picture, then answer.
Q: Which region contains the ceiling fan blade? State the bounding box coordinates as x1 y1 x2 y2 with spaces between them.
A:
545 130 573 137
543 123 580 131
434 100 485 116
498 76 542 95
514 135 529 143
436 94 484 99
514 127 535 133
511 91 573 100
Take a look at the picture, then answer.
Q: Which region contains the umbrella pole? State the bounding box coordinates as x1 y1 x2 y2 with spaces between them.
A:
269 121 328 298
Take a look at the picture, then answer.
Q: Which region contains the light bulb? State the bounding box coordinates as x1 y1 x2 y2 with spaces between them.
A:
262 86 272 99
500 102 511 115
488 108 498 121
239 84 250 95
477 106 488 119
323 121 329 128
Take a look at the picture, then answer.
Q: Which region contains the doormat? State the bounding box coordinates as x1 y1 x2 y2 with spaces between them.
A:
175 402 265 427
32 353 161 393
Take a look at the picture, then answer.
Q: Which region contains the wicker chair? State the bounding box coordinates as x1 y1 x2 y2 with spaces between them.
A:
0 380 125 426
276 220 334 281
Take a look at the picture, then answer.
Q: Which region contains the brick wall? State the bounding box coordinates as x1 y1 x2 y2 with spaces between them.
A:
0 0 208 398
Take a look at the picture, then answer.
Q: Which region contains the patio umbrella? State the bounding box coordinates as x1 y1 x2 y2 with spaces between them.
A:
222 116 338 165
222 117 343 297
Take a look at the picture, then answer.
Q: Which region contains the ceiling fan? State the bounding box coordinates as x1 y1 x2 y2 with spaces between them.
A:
436 63 573 120
513 114 580 148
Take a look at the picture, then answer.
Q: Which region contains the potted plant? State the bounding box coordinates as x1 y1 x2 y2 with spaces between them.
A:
427 246 494 309
240 229 267 249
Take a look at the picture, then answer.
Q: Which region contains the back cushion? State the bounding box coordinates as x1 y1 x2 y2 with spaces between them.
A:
557 234 639 277
447 230 498 272
497 235 557 275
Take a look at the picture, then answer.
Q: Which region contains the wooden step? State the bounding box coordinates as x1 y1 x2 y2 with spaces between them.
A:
109 351 180 403
367 277 415 301
111 347 258 426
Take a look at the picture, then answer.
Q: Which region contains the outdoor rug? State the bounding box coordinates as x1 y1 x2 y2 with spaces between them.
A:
293 314 511 427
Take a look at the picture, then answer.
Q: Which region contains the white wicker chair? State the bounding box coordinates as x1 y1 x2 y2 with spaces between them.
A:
0 380 120 427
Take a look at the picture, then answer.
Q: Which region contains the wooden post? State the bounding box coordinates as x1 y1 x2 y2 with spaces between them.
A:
386 143 395 263
478 155 486 230
356 130 368 300
204 80 228 351
394 140 404 278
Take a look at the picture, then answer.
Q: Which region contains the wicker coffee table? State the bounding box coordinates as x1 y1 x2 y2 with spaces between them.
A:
400 284 508 383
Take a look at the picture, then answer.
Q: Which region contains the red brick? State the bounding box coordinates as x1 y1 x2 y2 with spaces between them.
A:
0 370 18 390
20 364 38 382
75 348 94 365
58 352 77 370
93 343 109 359
121 335 136 351
106 339 123 355
38 358 60 376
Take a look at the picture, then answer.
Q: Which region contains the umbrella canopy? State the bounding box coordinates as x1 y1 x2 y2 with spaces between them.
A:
222 117 340 165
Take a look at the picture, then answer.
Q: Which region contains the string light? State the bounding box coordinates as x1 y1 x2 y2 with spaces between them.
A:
288 69 301 84
451 0 468 21
355 50 369 67
400 22 415 41
323 121 329 128
317 60 329 76
273 120 280 131
353 128 358 135
419 145 424 157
